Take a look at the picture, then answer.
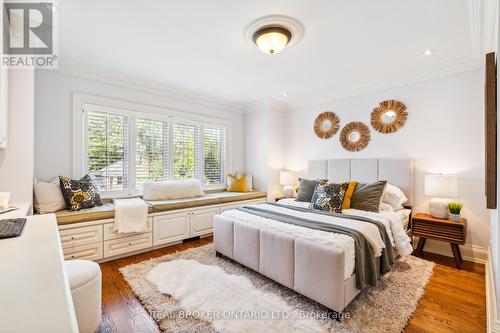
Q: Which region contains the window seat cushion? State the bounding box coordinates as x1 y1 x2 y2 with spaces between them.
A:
147 191 267 213
53 191 267 225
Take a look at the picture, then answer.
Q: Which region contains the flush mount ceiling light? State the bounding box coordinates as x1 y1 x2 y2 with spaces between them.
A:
244 15 305 54
253 26 291 54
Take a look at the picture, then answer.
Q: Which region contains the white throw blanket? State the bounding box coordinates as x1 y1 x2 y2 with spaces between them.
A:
278 198 413 255
113 198 149 234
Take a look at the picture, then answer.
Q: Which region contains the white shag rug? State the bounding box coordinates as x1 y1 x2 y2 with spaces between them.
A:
147 259 326 333
120 244 435 333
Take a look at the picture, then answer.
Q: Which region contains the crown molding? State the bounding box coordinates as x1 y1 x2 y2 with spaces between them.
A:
56 57 482 115
54 60 245 114
280 57 483 112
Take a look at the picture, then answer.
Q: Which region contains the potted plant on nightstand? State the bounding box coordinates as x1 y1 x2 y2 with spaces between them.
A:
448 202 463 222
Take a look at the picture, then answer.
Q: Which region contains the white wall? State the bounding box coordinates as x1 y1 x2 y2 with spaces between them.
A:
0 68 35 203
283 69 489 249
34 69 246 182
244 100 286 200
244 108 269 192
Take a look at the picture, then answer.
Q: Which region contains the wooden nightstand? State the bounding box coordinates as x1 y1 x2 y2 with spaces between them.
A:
412 213 467 269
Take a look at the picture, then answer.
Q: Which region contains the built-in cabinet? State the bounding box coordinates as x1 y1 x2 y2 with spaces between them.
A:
190 207 220 237
153 211 190 246
57 198 264 262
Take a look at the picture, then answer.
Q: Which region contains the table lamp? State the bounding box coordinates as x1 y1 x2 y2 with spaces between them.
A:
280 171 296 198
424 174 458 219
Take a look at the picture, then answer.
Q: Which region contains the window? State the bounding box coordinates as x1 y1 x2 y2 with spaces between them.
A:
79 100 229 196
204 126 226 185
86 110 129 192
135 118 169 189
172 122 200 180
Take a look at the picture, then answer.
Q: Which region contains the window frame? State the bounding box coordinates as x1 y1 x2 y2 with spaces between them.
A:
73 93 232 198
81 103 134 197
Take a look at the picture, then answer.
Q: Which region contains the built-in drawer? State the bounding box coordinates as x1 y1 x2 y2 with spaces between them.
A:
103 233 152 258
191 207 219 236
153 212 190 246
103 217 153 240
59 225 103 249
63 242 103 261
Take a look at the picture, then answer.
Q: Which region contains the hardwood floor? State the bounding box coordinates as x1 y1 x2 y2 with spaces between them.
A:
405 252 486 333
98 237 486 333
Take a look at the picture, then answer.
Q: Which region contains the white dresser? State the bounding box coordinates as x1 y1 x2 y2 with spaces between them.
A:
0 214 79 333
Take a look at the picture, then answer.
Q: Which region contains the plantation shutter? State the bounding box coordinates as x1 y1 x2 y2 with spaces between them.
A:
135 118 169 189
203 126 226 185
86 110 129 192
172 122 201 180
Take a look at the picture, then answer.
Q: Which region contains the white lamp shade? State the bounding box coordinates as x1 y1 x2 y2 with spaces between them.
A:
280 171 296 186
424 174 458 198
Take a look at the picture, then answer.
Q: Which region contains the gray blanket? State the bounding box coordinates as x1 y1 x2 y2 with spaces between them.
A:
237 203 394 289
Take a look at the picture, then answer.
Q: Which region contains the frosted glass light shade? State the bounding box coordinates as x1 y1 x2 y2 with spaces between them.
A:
253 26 291 54
424 175 458 198
280 171 296 186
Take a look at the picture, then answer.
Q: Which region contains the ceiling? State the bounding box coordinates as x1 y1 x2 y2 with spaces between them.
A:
57 0 481 109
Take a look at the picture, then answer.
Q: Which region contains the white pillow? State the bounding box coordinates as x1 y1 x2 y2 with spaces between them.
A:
379 202 395 212
235 172 253 191
381 184 408 211
33 178 67 213
142 179 205 200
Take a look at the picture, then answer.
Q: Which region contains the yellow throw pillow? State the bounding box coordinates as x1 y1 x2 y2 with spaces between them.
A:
226 174 248 192
342 181 358 209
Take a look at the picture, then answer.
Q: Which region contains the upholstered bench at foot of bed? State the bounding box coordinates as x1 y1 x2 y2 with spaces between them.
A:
214 215 360 312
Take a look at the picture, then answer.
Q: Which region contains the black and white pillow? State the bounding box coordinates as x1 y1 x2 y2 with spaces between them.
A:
59 174 103 211
310 180 349 213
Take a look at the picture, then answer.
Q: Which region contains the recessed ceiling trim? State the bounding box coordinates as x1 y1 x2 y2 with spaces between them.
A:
258 57 483 112
56 60 245 113
244 15 305 52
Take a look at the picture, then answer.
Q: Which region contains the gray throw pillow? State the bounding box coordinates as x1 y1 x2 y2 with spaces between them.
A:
350 180 387 212
296 178 326 202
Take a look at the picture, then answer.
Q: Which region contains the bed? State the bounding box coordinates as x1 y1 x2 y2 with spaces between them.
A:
213 158 413 312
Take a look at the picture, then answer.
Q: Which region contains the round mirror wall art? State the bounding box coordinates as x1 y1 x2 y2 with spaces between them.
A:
371 99 408 133
313 112 340 139
340 122 371 152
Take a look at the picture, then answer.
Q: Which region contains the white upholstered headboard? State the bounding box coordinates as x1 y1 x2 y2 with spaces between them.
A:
307 159 414 205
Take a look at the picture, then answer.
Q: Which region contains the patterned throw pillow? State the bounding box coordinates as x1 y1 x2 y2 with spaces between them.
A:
311 180 349 213
59 175 103 211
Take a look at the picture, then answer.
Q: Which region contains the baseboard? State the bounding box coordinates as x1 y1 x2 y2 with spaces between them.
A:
486 247 500 333
413 237 487 264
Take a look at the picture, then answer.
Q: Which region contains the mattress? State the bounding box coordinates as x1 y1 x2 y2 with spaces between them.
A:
222 199 413 280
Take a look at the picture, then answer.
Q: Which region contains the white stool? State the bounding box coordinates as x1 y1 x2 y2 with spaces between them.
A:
64 260 102 333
